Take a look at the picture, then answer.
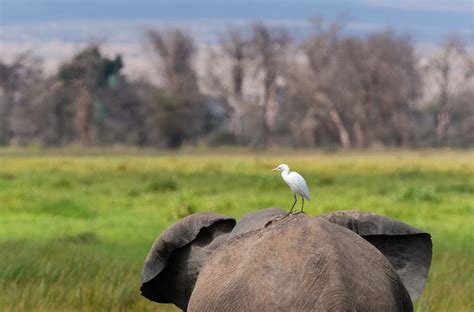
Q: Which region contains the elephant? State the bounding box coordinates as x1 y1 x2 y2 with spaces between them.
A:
140 208 432 311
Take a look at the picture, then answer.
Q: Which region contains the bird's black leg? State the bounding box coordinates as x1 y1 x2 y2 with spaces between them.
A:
288 194 297 214
300 195 304 213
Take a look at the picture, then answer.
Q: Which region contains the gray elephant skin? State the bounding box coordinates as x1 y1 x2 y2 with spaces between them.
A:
140 208 432 312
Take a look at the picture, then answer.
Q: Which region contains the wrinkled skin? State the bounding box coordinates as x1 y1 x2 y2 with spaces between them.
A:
140 209 432 311
318 211 432 303
188 214 412 312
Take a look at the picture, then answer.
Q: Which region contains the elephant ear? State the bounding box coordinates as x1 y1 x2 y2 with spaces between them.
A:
140 212 236 311
229 207 286 239
318 210 432 303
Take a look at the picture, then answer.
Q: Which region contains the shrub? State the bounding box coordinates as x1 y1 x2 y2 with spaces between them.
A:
207 130 237 147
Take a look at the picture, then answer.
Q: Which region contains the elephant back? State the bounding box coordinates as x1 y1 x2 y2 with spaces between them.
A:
188 214 412 312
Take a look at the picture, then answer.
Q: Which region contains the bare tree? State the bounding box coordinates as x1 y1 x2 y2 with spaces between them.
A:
0 53 44 145
218 27 249 137
299 19 352 148
147 29 199 96
427 35 473 145
146 29 204 147
358 30 421 146
249 23 290 148
291 22 421 148
218 27 248 98
73 82 93 145
201 26 252 140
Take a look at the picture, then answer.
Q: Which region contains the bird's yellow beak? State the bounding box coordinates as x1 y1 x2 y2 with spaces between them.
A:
271 167 278 171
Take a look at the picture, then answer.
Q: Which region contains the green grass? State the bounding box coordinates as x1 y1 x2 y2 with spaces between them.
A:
0 150 473 311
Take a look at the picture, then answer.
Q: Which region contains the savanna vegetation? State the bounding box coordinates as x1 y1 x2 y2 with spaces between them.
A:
0 150 472 311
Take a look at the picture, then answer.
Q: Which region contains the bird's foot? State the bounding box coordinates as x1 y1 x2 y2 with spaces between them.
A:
284 211 304 217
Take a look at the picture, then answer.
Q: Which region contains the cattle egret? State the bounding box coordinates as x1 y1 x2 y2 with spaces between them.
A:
272 164 311 213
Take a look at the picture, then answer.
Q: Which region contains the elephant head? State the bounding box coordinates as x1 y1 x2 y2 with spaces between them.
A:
140 209 432 311
227 207 286 239
187 213 413 311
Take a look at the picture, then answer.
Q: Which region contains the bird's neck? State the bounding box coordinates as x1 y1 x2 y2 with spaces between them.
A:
281 169 290 177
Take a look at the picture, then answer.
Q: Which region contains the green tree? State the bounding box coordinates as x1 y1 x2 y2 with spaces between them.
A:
56 45 124 145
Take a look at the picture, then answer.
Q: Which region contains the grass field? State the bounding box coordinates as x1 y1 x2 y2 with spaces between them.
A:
0 150 473 311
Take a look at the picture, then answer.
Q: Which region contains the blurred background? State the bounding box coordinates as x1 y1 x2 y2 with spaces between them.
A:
0 1 473 312
1 0 473 149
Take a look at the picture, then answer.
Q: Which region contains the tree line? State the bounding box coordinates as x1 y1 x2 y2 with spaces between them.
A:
0 19 473 148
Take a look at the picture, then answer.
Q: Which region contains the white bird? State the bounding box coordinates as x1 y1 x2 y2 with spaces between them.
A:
272 164 311 214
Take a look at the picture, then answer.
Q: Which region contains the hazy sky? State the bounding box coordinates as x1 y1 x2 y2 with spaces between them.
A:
0 0 472 77
1 0 472 39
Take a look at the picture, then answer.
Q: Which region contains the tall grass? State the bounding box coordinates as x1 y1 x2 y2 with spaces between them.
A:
0 150 473 311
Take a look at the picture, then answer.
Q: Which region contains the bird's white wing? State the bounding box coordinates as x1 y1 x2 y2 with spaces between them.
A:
288 171 311 201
